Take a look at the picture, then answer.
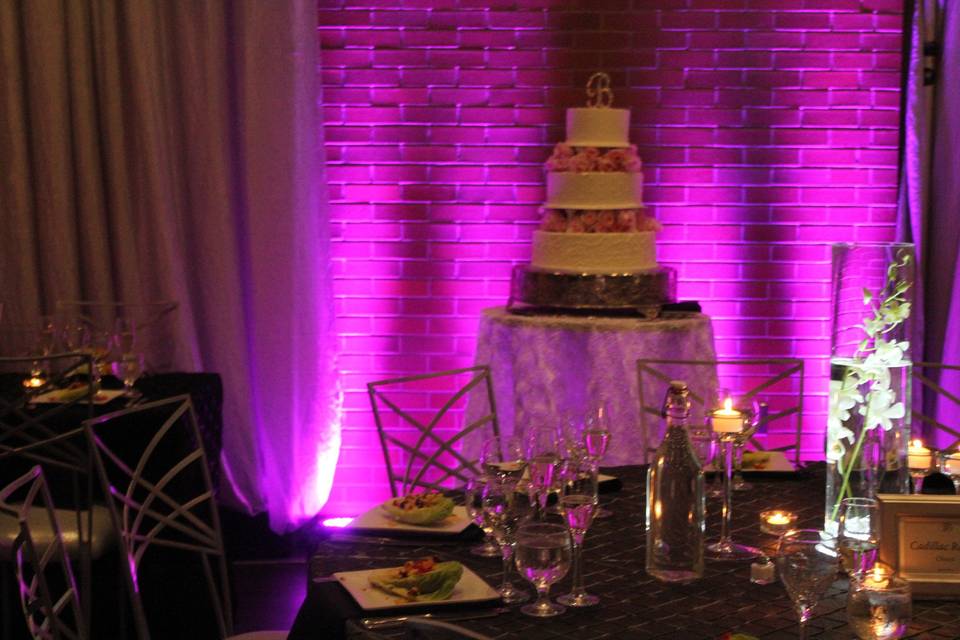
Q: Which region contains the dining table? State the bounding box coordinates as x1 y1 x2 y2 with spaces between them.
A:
289 464 960 640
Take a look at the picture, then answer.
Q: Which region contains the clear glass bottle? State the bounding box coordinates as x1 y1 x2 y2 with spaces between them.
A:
645 380 705 583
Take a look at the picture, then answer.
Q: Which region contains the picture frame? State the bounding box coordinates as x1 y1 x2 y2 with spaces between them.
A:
877 493 960 599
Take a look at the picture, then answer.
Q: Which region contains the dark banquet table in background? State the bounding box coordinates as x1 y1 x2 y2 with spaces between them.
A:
290 465 960 640
0 372 224 492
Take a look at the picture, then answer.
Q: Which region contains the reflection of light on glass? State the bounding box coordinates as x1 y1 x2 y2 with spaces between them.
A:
654 500 662 520
321 517 353 528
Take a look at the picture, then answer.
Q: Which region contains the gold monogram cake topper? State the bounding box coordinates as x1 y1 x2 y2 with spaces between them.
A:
585 72 614 108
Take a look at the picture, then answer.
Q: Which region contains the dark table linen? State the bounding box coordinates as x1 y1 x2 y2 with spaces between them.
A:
290 465 960 640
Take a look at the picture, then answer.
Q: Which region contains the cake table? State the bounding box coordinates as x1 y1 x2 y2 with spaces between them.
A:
465 306 719 465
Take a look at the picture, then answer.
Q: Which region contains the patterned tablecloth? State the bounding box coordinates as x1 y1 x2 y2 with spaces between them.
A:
466 307 719 465
296 465 960 640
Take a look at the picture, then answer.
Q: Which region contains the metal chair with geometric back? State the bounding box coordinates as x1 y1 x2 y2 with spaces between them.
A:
913 362 960 451
81 395 284 640
0 353 115 640
637 357 805 467
368 365 500 497
0 465 86 640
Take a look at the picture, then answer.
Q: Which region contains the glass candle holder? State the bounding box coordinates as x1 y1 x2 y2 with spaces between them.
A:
847 568 912 640
760 510 798 536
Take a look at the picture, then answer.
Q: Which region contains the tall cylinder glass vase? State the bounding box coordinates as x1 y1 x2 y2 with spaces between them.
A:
825 243 914 537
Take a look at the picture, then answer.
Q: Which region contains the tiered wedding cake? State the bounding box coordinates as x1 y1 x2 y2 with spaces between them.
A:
509 74 676 315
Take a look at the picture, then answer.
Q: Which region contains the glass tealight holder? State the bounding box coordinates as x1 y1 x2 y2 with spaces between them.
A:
847 569 912 640
760 510 798 536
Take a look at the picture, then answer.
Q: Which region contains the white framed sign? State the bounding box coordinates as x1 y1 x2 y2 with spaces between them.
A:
877 493 960 598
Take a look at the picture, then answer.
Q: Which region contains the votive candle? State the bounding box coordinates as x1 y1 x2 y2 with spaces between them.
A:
711 398 743 434
760 510 798 536
907 439 932 471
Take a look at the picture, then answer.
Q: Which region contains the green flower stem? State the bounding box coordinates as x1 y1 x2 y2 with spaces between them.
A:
831 426 869 521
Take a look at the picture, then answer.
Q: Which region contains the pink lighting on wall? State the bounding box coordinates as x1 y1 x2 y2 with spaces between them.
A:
318 0 903 516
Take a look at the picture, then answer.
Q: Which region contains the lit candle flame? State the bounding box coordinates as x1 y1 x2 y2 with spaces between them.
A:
767 512 791 525
724 397 733 411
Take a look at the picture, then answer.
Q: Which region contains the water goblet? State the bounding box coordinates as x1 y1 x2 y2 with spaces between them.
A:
847 569 912 640
524 426 562 520
838 497 880 580
480 476 530 604
464 475 500 558
111 353 144 399
480 435 526 485
515 522 572 618
776 529 839 640
556 458 599 607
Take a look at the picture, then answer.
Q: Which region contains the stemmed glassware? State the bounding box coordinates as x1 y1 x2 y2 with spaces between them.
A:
464 475 500 557
480 435 526 485
705 395 762 561
580 403 612 518
777 529 839 640
113 317 136 354
480 476 530 604
111 353 144 399
515 522 572 618
556 457 600 607
837 497 880 580
524 426 562 520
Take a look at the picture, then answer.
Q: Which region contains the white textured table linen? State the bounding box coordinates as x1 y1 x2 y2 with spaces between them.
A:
466 306 719 465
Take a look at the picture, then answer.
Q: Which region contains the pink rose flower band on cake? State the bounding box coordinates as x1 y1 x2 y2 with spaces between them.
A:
545 143 643 173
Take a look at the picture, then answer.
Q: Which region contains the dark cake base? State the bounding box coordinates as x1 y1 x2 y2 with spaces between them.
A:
507 264 677 318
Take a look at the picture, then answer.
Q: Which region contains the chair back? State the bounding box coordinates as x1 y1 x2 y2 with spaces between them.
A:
913 362 960 451
638 357 805 466
0 466 86 640
368 366 500 497
82 396 232 639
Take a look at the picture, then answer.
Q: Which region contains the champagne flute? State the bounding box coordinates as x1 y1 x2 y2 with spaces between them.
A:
111 353 144 398
515 522 572 618
838 497 880 580
464 475 500 557
480 435 526 485
524 426 561 520
556 458 599 607
777 529 839 639
481 476 530 604
581 403 612 518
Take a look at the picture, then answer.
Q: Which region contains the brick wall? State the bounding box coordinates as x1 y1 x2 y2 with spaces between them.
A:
317 0 903 515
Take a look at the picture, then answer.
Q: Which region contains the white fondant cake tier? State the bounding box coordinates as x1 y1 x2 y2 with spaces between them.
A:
531 230 657 274
546 172 644 210
566 108 630 147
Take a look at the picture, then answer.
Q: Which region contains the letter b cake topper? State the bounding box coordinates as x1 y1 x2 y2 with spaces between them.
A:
586 72 614 108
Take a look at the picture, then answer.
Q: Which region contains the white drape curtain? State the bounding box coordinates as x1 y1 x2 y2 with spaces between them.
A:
897 0 960 437
0 1 340 531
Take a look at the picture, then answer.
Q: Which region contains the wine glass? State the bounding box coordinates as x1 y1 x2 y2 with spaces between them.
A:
515 522 572 618
113 317 136 354
111 353 144 399
480 476 530 604
776 529 839 639
464 475 500 557
61 318 89 352
556 457 599 607
480 435 526 486
838 497 880 580
580 403 612 518
524 426 562 520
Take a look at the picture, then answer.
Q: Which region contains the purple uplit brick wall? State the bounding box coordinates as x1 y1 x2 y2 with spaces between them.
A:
318 0 903 515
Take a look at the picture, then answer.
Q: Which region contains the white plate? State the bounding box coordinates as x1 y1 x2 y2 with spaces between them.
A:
348 504 472 536
335 564 499 611
32 389 126 405
706 450 795 473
